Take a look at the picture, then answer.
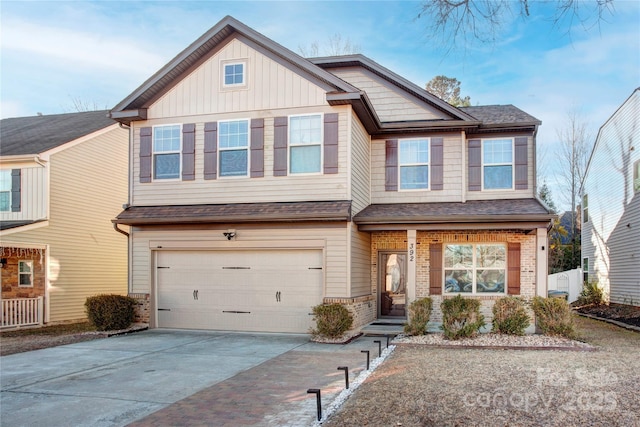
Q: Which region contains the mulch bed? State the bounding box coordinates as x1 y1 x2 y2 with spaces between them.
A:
576 303 640 328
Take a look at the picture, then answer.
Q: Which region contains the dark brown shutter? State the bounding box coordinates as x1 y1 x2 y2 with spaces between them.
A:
324 113 339 174
429 243 443 295
431 137 443 190
181 124 195 181
204 122 217 180
139 127 152 183
250 118 264 178
273 117 288 176
468 139 481 191
385 139 398 191
514 137 528 190
508 242 521 295
11 169 21 212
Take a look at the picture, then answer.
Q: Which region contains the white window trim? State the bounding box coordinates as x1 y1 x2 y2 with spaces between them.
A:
218 118 250 179
0 169 11 212
18 260 34 287
288 113 324 176
398 138 430 191
582 194 589 223
481 137 514 191
221 60 248 89
443 243 508 295
152 124 182 181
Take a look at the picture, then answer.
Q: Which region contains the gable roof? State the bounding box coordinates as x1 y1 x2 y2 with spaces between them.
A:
0 110 115 157
110 15 540 135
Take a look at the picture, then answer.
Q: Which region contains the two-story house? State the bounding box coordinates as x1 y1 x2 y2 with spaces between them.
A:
110 16 554 333
581 87 639 306
0 111 128 327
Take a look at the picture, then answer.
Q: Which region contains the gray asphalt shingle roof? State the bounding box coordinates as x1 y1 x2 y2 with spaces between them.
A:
458 105 541 126
0 110 115 156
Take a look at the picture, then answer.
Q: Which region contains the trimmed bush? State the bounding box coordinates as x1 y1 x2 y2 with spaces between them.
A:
532 296 577 339
85 294 137 331
492 296 530 335
441 295 485 340
576 280 605 306
404 297 433 336
310 303 353 338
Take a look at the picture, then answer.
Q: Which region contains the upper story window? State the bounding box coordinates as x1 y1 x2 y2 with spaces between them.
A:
399 138 429 190
444 244 506 294
289 114 322 174
483 138 513 190
19 260 33 287
219 120 249 177
634 160 640 193
0 170 10 211
582 194 589 223
153 125 181 180
222 61 246 87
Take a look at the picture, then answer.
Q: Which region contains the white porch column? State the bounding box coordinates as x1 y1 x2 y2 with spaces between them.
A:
536 227 549 297
407 229 417 306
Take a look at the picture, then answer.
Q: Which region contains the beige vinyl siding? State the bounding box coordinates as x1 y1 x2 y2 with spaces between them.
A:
132 106 350 206
465 135 535 200
327 67 448 122
371 134 464 203
0 166 47 222
349 223 371 297
5 127 129 322
130 224 349 298
148 38 327 119
581 89 639 306
350 112 371 214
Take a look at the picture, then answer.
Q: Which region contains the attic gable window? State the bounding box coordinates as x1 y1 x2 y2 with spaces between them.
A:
289 114 322 174
222 61 246 87
153 125 181 180
0 170 10 211
219 119 249 177
483 138 513 190
399 138 429 190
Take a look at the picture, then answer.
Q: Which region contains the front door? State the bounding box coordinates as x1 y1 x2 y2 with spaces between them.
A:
378 251 407 318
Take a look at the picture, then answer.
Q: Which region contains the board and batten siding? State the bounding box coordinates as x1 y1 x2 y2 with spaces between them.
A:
327 67 448 122
5 127 129 322
130 224 350 298
147 38 327 119
582 89 640 306
0 166 47 222
371 134 464 203
132 106 350 206
350 111 371 214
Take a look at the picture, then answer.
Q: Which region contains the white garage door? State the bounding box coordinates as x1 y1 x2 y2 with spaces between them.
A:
156 249 323 333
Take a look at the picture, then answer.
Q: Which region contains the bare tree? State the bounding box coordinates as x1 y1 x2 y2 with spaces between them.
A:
425 75 471 107
557 108 592 267
298 34 361 57
64 96 109 112
417 0 615 50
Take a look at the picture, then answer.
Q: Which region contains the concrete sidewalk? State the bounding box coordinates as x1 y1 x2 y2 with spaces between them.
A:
1 330 387 426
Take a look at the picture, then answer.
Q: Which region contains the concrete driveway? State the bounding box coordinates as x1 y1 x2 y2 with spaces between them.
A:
1 330 384 426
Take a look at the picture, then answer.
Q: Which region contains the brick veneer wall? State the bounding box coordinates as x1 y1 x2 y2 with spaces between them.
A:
371 230 538 325
129 293 150 323
323 295 376 330
0 249 46 299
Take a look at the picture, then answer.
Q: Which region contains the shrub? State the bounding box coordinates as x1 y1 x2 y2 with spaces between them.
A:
404 297 433 336
310 303 353 338
85 294 137 331
576 280 605 306
492 296 530 335
532 296 577 339
440 295 485 340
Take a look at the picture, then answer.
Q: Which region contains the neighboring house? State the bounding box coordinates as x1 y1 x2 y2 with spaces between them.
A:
581 88 640 306
109 16 554 333
0 111 129 327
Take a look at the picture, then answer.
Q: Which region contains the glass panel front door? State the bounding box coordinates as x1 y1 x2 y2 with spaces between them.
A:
379 252 406 318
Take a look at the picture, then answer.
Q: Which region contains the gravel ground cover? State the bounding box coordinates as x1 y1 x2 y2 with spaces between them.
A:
324 316 640 426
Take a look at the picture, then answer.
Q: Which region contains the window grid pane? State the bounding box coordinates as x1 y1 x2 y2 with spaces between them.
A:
0 170 11 191
484 165 512 189
444 244 506 294
224 63 244 85
219 120 249 177
289 115 322 174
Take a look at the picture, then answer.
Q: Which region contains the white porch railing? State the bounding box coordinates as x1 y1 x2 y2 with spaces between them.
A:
1 297 44 329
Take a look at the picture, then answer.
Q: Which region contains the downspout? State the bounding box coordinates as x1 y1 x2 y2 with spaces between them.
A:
112 221 130 237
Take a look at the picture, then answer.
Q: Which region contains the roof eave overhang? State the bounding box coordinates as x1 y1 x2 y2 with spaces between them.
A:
109 109 148 125
113 213 351 226
355 219 553 232
354 214 554 224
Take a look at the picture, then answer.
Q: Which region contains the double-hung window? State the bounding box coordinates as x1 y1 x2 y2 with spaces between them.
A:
582 194 589 223
634 160 640 193
399 139 429 190
219 120 249 177
153 125 181 180
0 170 10 211
483 138 513 189
223 62 245 87
444 244 506 294
289 114 322 174
19 260 33 287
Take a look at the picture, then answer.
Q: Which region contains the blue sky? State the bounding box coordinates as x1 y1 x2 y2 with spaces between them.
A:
1 0 639 210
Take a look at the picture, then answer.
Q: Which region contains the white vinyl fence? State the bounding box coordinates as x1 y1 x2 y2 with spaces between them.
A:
1 297 44 329
548 268 583 303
